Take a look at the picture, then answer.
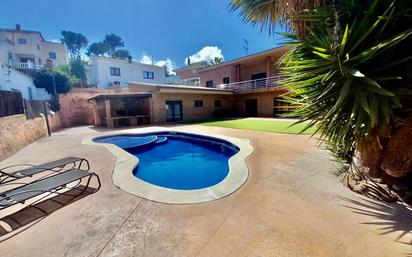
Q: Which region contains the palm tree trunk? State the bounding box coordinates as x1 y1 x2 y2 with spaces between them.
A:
355 134 386 178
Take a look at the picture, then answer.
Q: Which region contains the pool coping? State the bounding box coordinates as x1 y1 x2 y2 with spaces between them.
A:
82 127 253 204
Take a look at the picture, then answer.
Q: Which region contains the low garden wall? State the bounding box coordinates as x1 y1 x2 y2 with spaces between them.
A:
0 112 61 161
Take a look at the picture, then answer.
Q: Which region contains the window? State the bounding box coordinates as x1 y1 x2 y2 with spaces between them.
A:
223 77 230 84
273 97 294 117
214 100 222 107
8 52 12 61
37 44 40 50
113 81 121 86
110 67 121 76
194 100 203 107
17 38 27 44
48 52 57 60
143 71 154 79
206 80 214 88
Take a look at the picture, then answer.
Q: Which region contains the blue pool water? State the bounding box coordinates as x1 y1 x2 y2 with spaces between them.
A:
95 132 239 190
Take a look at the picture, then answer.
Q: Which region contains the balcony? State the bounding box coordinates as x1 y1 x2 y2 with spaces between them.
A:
217 75 284 93
13 62 44 70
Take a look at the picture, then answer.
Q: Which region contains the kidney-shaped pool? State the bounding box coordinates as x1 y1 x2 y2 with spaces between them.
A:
94 132 240 190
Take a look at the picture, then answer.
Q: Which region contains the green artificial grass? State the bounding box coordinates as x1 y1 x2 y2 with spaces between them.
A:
195 118 317 134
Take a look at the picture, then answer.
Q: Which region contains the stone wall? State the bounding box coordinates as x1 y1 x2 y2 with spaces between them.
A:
0 112 62 161
59 88 115 127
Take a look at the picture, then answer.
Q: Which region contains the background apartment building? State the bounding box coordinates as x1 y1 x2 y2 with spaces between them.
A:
87 56 168 88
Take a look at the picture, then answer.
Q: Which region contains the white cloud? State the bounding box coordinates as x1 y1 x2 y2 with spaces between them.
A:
140 53 176 75
185 46 224 65
50 39 61 43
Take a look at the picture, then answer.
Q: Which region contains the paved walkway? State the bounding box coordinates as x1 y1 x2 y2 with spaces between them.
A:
0 125 410 257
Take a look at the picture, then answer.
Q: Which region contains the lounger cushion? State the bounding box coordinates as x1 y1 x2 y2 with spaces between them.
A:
0 169 92 207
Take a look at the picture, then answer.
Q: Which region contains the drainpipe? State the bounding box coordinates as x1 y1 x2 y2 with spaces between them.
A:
42 102 51 136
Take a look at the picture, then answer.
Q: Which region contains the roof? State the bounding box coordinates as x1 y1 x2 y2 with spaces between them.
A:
89 56 167 69
88 92 152 101
0 28 65 45
128 81 233 93
201 45 292 73
173 61 209 72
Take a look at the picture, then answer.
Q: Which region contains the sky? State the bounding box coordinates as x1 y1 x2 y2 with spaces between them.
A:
1 0 287 71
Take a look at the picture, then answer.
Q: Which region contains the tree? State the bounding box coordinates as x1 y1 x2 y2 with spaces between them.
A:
114 49 130 60
230 0 329 36
86 42 108 57
103 33 124 57
33 68 75 97
208 57 223 66
87 34 130 59
232 0 412 191
61 31 88 58
69 58 87 81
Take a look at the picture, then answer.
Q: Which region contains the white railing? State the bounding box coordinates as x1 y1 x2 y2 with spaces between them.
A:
217 75 284 93
13 62 44 70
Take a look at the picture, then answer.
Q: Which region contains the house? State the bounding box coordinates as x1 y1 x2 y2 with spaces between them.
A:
88 46 293 128
0 24 68 100
0 24 68 69
197 46 293 117
172 60 209 86
86 56 168 88
0 62 50 100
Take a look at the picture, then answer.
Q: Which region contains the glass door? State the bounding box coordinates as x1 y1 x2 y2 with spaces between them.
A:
165 101 183 122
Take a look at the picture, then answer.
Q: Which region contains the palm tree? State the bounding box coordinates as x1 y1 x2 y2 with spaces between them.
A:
230 0 329 36
232 0 412 182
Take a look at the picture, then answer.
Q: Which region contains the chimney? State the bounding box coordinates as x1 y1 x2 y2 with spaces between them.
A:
187 58 191 66
127 55 132 63
15 24 21 31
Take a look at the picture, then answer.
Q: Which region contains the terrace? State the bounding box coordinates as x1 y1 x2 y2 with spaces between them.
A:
0 123 410 257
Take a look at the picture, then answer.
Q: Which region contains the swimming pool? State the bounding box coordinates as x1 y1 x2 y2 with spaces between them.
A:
94 132 239 190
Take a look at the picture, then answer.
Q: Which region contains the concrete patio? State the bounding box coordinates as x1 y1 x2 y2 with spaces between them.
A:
0 125 410 257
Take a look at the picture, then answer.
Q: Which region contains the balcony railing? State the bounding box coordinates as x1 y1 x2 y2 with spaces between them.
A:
217 75 284 93
13 62 44 70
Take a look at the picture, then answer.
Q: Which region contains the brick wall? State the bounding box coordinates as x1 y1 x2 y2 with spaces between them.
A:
199 65 236 87
151 92 234 124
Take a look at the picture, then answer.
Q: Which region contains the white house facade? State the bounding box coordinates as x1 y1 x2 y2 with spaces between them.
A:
0 61 50 100
87 56 167 88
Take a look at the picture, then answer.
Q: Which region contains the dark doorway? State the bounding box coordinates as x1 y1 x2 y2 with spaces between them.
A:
20 57 35 63
245 99 258 117
165 101 183 122
251 72 267 80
